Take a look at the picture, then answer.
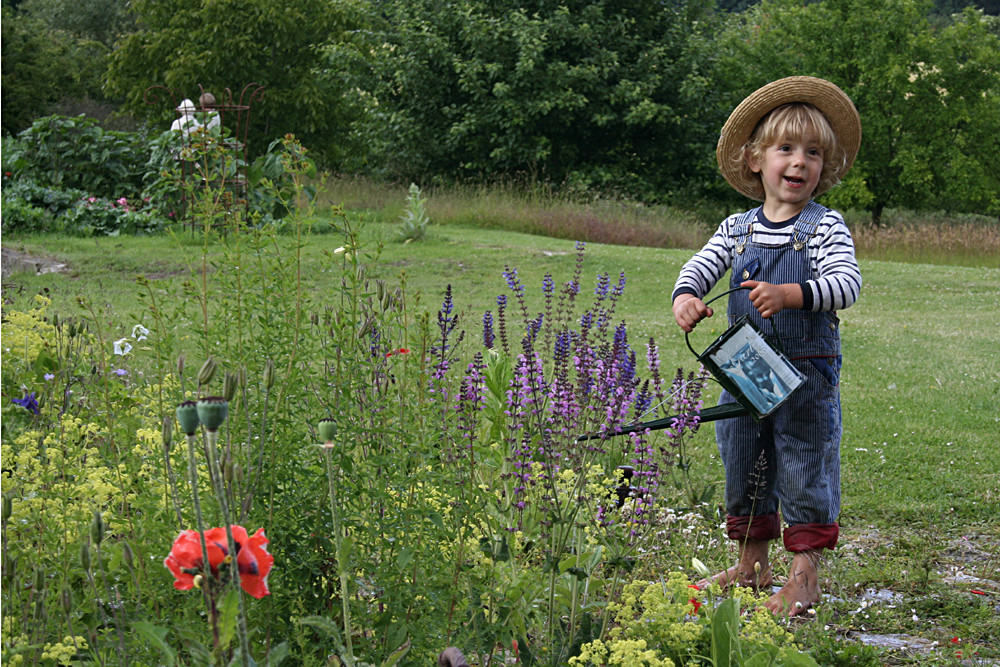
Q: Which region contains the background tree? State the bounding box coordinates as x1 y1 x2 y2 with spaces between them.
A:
353 0 723 200
104 0 363 163
710 0 1000 221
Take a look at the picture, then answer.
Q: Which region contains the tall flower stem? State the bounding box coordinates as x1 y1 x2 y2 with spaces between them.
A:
322 448 355 664
185 433 219 647
204 428 253 664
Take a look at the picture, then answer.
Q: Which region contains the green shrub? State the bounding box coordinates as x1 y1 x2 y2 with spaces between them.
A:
59 196 164 236
0 193 53 233
13 115 149 200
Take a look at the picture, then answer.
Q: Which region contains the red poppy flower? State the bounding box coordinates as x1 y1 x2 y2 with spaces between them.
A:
164 525 274 598
385 348 410 358
689 597 702 614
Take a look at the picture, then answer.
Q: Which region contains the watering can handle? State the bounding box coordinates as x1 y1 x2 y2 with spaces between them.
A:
684 287 783 358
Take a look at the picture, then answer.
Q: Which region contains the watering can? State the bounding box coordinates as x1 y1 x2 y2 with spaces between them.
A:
577 287 806 442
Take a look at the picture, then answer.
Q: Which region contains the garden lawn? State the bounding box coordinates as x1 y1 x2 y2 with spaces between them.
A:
3 222 999 664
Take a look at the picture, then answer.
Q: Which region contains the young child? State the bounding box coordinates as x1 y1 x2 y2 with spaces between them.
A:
672 77 862 616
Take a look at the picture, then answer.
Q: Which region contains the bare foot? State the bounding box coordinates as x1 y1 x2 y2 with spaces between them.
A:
766 550 822 617
697 539 773 591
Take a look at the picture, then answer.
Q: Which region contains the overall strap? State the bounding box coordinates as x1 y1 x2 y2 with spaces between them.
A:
730 206 761 249
792 200 828 239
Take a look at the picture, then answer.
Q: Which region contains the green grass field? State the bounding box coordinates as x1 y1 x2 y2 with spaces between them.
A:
3 213 999 664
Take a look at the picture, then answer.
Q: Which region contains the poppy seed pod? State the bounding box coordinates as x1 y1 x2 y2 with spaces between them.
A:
61 586 73 614
81 540 91 572
197 357 218 387
162 415 173 454
196 397 229 431
122 542 134 570
318 419 338 443
223 371 238 402
90 511 105 546
34 567 46 592
176 401 201 436
263 359 275 390
2 494 11 524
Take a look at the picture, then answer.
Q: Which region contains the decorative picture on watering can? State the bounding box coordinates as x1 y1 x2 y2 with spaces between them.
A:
704 317 806 419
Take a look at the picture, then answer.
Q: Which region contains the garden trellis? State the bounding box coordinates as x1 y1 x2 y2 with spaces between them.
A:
144 83 264 228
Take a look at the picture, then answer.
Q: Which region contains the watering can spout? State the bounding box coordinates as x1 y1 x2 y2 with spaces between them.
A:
576 402 748 442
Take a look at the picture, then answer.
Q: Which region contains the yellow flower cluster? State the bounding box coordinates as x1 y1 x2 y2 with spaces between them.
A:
572 638 675 667
605 574 704 648
0 295 57 364
2 414 121 545
41 637 89 665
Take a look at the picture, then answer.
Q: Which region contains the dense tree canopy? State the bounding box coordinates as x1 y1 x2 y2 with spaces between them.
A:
104 0 362 162
353 0 724 199
710 0 1000 220
3 0 998 216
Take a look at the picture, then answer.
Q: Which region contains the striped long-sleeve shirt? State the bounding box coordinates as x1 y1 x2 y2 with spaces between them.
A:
672 207 862 312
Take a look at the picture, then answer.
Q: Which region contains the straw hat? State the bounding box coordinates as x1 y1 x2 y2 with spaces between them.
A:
716 76 861 201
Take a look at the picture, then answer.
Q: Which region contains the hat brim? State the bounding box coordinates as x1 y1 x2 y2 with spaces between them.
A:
716 76 861 201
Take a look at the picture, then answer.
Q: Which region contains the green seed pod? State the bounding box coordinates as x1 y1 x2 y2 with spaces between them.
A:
90 511 105 546
318 419 338 443
122 542 134 570
52 313 60 328
263 359 275 390
176 401 201 436
238 365 248 390
232 463 244 483
34 567 46 592
223 371 238 402
2 494 12 524
197 356 217 387
61 586 73 614
69 322 78 338
162 415 173 454
177 351 186 376
196 397 229 431
80 540 91 572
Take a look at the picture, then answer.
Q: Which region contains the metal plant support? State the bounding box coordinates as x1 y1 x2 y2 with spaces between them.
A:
144 83 265 228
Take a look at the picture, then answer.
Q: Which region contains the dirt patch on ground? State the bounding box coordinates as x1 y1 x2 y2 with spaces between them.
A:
1 247 70 278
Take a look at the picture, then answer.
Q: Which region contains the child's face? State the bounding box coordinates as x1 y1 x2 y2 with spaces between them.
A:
749 132 824 216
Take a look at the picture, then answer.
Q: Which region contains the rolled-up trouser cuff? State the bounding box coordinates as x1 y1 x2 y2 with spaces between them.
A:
727 513 781 542
783 522 839 552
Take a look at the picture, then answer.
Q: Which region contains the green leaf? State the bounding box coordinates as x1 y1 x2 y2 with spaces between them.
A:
133 621 176 667
379 641 411 667
265 642 290 666
297 615 344 642
218 587 241 651
711 597 739 667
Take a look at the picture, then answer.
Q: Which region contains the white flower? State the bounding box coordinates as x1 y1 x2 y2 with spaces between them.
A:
131 324 149 341
333 246 346 254
114 338 133 356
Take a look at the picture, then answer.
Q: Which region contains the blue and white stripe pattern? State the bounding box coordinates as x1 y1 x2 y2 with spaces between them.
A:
672 206 861 313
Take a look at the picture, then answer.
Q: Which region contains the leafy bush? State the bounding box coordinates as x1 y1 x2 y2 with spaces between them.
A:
59 196 164 236
247 135 318 224
0 193 53 233
12 114 149 200
1 176 88 217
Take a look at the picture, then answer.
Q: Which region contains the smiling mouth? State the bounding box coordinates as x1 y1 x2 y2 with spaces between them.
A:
784 176 805 186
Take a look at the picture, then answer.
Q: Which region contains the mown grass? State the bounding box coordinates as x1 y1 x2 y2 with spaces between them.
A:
3 183 999 664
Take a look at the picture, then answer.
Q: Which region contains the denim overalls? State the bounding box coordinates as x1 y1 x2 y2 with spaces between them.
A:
715 200 843 553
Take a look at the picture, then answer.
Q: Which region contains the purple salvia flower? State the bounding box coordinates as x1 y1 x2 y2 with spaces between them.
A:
483 310 495 349
497 294 509 355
